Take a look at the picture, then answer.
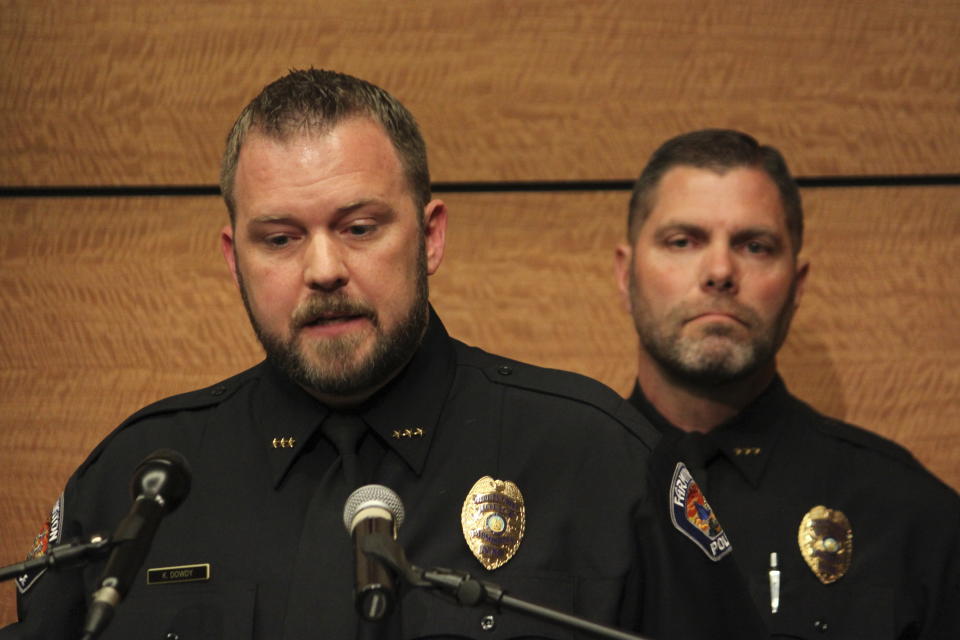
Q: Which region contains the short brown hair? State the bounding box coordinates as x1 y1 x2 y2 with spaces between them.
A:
220 68 431 222
627 129 803 254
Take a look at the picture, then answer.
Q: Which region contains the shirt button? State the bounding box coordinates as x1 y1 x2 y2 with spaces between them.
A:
480 614 496 631
210 385 226 396
814 619 829 633
497 365 512 376
166 634 180 640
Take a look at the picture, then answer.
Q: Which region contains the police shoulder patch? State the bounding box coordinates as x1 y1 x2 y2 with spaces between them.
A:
669 462 731 561
16 493 64 594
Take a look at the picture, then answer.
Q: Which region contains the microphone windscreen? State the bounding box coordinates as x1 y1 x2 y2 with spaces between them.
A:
130 449 192 511
343 485 405 533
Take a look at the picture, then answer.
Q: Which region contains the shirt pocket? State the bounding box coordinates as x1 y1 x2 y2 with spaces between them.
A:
400 571 579 639
100 580 256 640
764 584 893 639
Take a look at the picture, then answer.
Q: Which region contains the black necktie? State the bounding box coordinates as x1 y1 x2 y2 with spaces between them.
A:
322 413 367 489
281 413 368 639
679 432 720 495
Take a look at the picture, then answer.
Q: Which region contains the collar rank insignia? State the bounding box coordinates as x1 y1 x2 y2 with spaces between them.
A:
462 476 525 570
798 505 853 584
669 463 732 561
17 493 64 594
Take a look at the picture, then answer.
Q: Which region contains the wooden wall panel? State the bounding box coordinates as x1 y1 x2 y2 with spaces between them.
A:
1 187 958 624
2 0 959 186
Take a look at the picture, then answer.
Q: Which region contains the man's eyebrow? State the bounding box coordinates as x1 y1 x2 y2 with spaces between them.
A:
247 199 396 225
249 214 295 225
653 222 706 238
730 227 783 243
336 198 394 214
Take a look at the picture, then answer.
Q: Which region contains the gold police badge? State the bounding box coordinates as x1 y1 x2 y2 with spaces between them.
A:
462 476 525 570
798 505 853 584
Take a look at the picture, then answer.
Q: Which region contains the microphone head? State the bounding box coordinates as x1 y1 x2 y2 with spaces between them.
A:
343 484 405 533
130 449 192 512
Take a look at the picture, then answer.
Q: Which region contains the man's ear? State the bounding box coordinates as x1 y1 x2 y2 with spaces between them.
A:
220 224 240 287
792 258 810 310
422 199 448 276
613 243 634 314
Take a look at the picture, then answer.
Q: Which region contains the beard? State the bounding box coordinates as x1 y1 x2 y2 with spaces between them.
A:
629 272 797 387
237 247 430 399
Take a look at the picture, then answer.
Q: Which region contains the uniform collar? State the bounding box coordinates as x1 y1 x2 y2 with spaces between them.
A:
253 359 330 488
255 305 456 488
628 376 789 488
357 305 455 477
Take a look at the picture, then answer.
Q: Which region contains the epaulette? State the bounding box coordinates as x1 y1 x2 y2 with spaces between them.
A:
75 364 262 475
810 411 960 497
453 340 658 447
801 398 923 469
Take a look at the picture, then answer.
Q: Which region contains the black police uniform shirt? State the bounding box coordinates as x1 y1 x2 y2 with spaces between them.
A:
629 376 960 640
5 309 766 639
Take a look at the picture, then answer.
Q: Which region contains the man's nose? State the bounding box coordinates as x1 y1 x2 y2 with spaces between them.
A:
303 235 348 292
701 246 738 295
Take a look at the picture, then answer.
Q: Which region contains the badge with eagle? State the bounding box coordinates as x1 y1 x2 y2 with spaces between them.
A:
461 476 525 570
798 505 853 584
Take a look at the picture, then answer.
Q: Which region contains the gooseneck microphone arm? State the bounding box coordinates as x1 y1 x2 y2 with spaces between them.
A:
358 519 651 640
0 534 112 583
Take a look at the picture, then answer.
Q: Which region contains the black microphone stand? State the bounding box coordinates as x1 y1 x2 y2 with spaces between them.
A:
362 534 651 640
0 534 112 583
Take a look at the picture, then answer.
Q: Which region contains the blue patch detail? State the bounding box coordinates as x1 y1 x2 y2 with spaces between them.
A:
669 463 732 561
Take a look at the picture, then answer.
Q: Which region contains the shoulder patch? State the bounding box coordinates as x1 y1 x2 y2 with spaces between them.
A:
669 463 732 561
16 493 64 594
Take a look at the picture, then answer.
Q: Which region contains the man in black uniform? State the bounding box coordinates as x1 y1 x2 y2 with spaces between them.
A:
613 128 960 639
3 73 765 639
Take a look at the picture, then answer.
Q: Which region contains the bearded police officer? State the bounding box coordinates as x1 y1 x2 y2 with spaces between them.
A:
3 73 765 639
613 129 960 639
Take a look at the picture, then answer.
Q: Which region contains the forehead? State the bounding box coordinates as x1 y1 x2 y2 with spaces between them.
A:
233 118 411 215
643 165 788 234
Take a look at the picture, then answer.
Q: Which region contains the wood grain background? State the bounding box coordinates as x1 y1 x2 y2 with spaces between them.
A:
2 0 959 185
1 0 958 626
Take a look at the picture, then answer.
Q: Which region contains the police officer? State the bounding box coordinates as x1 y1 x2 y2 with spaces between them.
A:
3 73 765 639
613 128 960 639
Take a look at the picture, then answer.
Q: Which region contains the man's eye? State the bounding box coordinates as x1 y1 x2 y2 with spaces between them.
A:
266 235 292 247
346 224 375 237
667 237 690 248
745 241 772 254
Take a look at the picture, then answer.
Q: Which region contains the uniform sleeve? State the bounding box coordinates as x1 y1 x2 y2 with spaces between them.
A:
631 433 768 639
922 502 960 639
1 475 90 639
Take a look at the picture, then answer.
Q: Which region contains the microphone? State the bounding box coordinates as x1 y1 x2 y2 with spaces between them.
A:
342 484 405 621
81 449 192 640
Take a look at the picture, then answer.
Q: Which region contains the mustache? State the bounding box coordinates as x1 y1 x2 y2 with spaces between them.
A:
290 294 377 330
680 301 760 327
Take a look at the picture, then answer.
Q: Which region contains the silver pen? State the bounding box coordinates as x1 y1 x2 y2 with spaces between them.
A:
769 552 781 614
